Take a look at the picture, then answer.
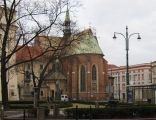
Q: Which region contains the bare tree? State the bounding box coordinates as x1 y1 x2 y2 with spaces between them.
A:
16 25 85 107
0 0 77 109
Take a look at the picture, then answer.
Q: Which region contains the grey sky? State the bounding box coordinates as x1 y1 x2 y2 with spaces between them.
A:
75 0 156 66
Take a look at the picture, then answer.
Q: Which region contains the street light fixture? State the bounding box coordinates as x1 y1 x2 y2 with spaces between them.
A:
113 26 141 103
113 34 117 39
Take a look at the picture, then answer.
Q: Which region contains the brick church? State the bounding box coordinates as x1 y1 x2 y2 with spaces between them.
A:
16 7 108 101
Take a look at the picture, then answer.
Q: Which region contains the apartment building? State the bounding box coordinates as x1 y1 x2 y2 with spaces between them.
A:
108 63 152 102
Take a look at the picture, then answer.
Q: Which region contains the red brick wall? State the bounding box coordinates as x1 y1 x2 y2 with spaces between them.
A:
61 54 108 101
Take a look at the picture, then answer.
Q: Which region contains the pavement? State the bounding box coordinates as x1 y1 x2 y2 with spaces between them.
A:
1 109 65 120
2 110 156 120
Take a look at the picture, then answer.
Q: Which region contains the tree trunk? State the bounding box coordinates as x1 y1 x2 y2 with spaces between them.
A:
34 87 39 108
1 63 8 109
1 22 10 109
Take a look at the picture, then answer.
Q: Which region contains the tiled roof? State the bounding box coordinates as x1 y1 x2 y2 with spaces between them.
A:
108 64 119 69
108 63 151 71
16 28 104 61
16 46 43 61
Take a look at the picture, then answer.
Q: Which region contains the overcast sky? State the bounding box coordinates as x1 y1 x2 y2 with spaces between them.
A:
75 0 156 66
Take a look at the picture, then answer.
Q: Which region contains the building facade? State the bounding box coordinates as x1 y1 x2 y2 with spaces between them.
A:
0 6 19 101
151 61 156 104
151 61 156 84
108 63 152 103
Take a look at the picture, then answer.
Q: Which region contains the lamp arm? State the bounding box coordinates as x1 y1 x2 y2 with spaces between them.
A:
128 33 139 39
114 32 126 39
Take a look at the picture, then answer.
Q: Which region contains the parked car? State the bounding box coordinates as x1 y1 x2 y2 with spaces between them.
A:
61 94 69 102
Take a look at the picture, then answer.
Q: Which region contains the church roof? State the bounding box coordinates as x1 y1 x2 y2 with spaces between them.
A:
33 28 104 57
16 29 104 61
64 29 104 56
64 7 70 24
16 46 43 61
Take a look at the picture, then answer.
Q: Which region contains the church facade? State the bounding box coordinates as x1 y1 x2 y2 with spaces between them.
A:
16 8 108 101
62 52 108 100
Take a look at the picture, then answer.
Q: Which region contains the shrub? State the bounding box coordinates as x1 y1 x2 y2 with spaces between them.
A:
27 107 50 117
65 105 156 119
9 104 33 109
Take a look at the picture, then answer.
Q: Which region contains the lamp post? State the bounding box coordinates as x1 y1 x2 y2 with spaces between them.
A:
113 26 141 103
117 72 120 101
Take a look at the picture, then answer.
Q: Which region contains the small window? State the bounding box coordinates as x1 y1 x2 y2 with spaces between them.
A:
11 91 14 96
25 71 31 80
10 89 15 96
41 91 43 96
80 65 86 92
123 93 125 99
92 65 97 81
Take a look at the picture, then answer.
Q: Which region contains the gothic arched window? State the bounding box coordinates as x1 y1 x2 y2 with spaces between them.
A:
80 65 86 92
92 65 97 81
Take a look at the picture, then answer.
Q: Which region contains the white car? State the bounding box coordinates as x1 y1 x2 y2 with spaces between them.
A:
61 94 69 102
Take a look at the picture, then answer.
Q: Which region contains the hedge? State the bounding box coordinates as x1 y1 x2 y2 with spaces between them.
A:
65 105 156 119
7 100 72 109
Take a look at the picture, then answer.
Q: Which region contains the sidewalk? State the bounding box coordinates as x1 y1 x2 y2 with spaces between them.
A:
3 109 65 120
2 110 156 120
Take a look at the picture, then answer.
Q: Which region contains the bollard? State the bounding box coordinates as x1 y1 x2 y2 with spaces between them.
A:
76 105 78 120
89 105 92 120
23 108 25 120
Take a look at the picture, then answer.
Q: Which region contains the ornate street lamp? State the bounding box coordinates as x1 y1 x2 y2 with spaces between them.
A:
113 26 141 103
